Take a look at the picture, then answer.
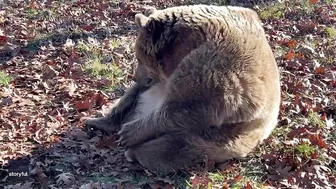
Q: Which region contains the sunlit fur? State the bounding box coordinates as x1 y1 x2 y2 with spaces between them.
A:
86 5 281 173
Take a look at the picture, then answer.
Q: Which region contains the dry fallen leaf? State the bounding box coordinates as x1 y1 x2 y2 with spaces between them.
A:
308 132 327 149
96 135 118 149
75 99 93 111
245 182 252 189
56 173 75 187
190 175 211 188
0 35 7 45
284 49 296 60
315 67 326 74
1 0 336 188
309 0 320 4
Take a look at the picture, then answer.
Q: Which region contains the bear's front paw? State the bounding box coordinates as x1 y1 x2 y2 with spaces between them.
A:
85 116 119 134
117 122 141 148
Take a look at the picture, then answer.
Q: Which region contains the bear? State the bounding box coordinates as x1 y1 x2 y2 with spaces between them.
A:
86 4 281 173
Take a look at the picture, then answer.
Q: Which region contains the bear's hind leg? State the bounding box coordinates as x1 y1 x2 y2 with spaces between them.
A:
124 133 206 173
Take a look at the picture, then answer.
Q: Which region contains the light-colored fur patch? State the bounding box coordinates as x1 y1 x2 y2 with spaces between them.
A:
124 149 134 162
262 105 280 140
132 83 167 121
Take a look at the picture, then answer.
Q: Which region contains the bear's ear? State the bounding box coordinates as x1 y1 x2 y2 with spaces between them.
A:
135 13 149 28
144 7 157 16
149 20 163 44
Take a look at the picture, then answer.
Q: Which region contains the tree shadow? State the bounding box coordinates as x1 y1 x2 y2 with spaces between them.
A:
1 125 191 188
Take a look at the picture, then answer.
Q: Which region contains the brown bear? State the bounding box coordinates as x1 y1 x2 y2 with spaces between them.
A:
86 5 281 173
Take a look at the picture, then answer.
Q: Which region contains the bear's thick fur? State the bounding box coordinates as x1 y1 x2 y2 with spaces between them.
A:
86 5 281 173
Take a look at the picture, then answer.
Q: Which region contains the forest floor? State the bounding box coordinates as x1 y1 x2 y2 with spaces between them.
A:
0 0 335 188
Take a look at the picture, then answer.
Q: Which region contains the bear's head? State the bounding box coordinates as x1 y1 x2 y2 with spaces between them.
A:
133 7 206 86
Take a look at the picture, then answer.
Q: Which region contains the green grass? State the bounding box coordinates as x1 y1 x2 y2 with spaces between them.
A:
83 55 122 79
0 71 12 86
259 0 319 20
210 173 264 189
260 3 286 19
110 39 122 49
203 161 266 189
308 111 326 128
271 125 291 138
299 0 316 12
208 172 225 182
324 0 334 4
295 143 316 159
78 39 123 90
77 40 92 53
325 27 336 39
24 8 40 19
